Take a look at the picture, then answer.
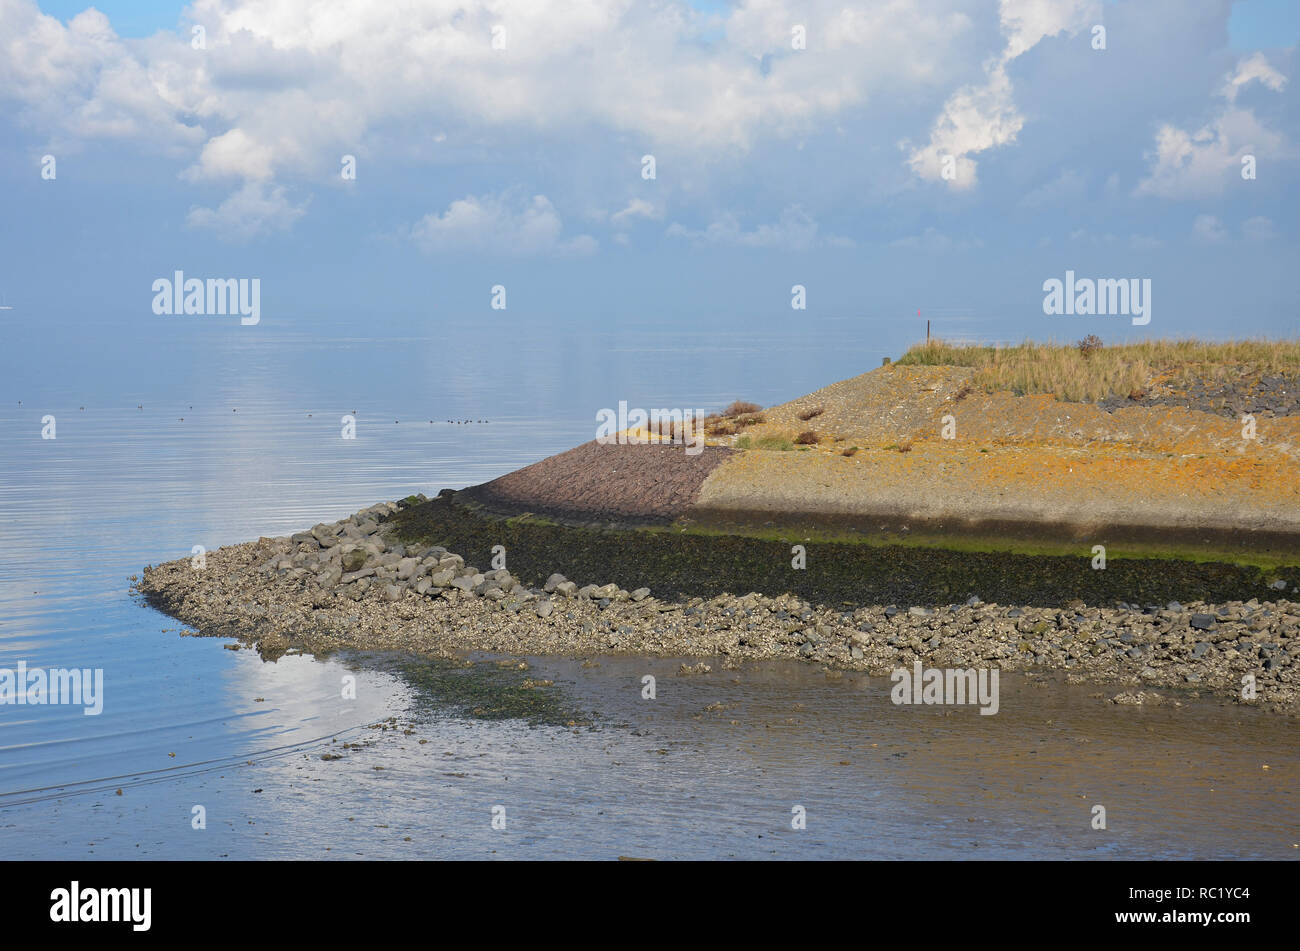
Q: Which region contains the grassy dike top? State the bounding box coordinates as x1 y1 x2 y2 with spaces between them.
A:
392 339 1300 607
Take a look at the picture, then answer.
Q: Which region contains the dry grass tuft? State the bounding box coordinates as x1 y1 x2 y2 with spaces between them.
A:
705 410 764 436
706 401 764 436
1076 334 1104 358
721 400 762 418
793 430 819 445
895 337 1300 403
796 405 825 421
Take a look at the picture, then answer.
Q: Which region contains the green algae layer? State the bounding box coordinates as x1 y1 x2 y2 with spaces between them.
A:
390 495 1299 608
376 653 591 728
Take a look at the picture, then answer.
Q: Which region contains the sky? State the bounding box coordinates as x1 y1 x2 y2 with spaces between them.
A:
1 0 1298 345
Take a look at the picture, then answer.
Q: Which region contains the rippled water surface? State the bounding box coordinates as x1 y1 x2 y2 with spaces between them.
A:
2 318 1296 859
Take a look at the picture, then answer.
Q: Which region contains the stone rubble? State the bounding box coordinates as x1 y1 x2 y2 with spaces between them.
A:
136 495 1300 714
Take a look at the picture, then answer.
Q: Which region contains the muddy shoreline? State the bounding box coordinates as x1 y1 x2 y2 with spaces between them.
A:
136 494 1300 715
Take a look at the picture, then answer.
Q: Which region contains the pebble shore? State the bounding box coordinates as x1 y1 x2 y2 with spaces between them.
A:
136 495 1300 714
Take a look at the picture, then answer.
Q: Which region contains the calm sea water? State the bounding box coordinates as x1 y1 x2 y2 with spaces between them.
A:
1 315 1296 859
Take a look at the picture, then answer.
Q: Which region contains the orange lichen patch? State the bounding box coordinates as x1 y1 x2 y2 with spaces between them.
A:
715 359 1300 546
696 439 1300 538
923 390 1300 458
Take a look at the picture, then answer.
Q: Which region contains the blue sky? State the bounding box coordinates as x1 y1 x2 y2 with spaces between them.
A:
29 0 1300 45
2 0 1298 346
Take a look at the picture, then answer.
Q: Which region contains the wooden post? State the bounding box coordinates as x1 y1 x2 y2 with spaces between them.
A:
926 319 930 343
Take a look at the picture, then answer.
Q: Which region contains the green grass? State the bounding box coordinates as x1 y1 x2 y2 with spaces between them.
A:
895 337 1300 402
736 434 794 451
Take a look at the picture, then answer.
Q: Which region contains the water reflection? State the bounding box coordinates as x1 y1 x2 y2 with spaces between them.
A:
1 323 1296 859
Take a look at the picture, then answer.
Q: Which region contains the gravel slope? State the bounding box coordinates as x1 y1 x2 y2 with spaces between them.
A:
463 440 734 523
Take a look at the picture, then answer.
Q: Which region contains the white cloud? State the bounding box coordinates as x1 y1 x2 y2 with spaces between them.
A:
0 2 203 151
1221 52 1287 103
183 128 276 182
999 0 1099 60
410 193 595 255
0 0 999 227
904 64 1022 191
905 0 1100 189
2 0 1285 247
1242 216 1277 241
186 181 308 241
1137 54 1289 199
610 198 662 225
1191 213 1227 243
0 0 983 157
1137 109 1285 199
666 205 851 250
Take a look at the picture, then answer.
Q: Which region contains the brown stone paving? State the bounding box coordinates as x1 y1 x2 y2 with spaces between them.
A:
463 440 735 523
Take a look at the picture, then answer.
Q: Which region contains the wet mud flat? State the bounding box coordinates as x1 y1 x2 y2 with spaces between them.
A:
525 654 1300 859
16 650 1297 859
